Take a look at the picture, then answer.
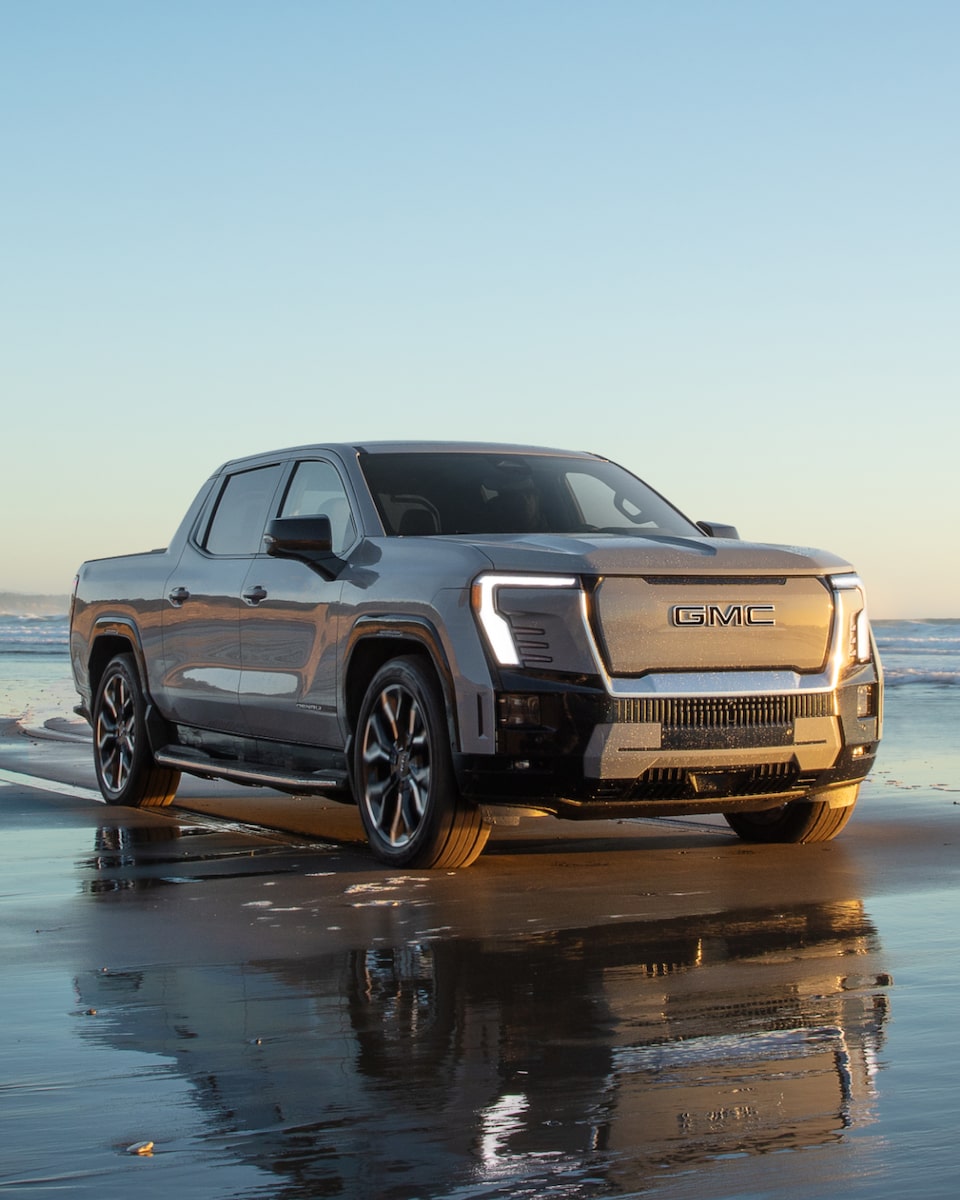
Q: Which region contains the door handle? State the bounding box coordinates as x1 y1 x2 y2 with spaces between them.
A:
168 586 191 606
242 585 268 605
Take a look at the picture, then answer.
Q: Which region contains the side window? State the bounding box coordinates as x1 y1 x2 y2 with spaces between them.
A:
280 460 357 556
204 465 284 555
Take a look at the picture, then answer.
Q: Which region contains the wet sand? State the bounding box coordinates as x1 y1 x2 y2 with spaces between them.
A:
2 695 959 1198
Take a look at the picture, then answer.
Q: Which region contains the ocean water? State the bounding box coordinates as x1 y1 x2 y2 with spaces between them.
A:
873 618 960 689
1 612 958 725
0 611 78 725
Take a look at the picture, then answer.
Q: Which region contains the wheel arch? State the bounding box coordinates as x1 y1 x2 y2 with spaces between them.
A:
87 621 148 701
87 623 174 753
343 618 460 748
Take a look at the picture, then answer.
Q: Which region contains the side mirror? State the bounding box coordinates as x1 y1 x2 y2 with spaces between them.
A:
263 516 344 576
697 520 740 540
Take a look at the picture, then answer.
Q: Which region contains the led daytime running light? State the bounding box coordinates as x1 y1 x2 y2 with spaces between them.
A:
473 574 578 666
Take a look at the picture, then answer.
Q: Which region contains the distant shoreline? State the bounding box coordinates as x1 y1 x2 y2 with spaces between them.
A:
0 593 72 616
872 616 960 624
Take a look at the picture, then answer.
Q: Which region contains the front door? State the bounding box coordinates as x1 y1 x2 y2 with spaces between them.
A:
238 458 357 748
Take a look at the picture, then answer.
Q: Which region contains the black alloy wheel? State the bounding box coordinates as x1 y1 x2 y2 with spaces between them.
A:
92 654 180 807
354 656 489 868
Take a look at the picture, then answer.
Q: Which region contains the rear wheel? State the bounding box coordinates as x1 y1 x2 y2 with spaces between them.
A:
354 657 489 868
724 784 859 843
93 654 180 807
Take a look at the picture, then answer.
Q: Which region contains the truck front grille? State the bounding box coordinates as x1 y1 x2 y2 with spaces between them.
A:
593 575 834 674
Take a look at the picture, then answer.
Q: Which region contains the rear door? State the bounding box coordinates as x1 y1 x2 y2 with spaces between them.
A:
160 462 284 732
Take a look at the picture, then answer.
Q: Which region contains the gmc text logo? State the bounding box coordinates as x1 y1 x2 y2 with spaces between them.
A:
671 603 776 627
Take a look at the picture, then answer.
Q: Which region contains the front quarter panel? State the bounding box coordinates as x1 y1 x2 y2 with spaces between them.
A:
339 537 498 753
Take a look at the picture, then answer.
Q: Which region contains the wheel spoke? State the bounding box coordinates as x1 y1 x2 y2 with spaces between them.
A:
100 744 119 789
363 713 395 768
388 785 409 845
365 770 395 808
379 686 403 741
405 762 428 814
116 740 131 788
399 776 426 838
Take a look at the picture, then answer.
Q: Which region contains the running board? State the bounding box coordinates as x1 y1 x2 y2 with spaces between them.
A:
154 745 350 795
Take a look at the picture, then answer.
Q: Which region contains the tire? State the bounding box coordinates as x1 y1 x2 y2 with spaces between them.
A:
723 784 859 844
354 657 490 868
93 654 180 808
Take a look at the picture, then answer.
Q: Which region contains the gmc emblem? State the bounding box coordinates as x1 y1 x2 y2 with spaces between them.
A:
671 603 776 627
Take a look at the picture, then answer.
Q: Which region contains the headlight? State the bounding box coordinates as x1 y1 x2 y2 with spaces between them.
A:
830 574 872 665
471 574 579 667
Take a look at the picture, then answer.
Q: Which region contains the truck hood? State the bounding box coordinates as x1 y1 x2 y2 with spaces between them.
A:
457 533 854 578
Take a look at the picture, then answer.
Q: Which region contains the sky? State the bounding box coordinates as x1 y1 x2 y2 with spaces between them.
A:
2 0 957 617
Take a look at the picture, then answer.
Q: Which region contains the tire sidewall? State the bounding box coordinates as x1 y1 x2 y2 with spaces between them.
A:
724 786 857 843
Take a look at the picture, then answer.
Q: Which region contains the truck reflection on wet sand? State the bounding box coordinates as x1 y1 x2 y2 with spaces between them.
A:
77 826 890 1197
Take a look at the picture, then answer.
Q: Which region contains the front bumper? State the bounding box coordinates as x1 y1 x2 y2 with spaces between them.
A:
456 665 881 819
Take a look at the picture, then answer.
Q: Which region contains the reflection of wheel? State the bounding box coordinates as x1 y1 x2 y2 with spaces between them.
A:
724 785 859 843
354 945 445 1045
354 656 489 868
349 943 462 1089
93 655 180 807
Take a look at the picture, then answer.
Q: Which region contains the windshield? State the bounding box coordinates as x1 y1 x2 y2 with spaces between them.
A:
358 452 701 538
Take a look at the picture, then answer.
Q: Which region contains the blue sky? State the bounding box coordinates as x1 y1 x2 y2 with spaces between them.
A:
3 1 957 616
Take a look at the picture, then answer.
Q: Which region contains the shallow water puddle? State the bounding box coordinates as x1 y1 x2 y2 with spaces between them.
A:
76 821 334 893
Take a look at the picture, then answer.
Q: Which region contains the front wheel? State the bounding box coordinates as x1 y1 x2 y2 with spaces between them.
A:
93 654 180 807
724 784 859 843
354 657 489 868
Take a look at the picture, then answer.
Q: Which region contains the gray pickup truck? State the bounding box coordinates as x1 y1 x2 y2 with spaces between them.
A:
70 442 882 868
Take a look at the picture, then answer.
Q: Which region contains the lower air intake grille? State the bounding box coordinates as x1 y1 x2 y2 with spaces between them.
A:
630 761 800 800
613 693 833 730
